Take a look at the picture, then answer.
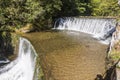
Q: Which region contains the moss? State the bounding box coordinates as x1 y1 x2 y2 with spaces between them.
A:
110 50 120 60
110 39 120 61
35 57 45 80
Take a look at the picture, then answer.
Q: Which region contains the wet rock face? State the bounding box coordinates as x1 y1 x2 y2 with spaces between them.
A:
110 23 120 52
0 32 19 61
106 22 120 80
109 22 120 69
0 32 13 56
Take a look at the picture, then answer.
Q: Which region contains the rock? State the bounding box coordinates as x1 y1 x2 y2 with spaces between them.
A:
0 57 10 64
117 68 120 80
109 23 120 52
118 62 120 67
16 24 34 33
109 22 120 80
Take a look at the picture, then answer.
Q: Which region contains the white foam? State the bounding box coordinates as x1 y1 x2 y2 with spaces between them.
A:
0 37 37 80
54 17 116 44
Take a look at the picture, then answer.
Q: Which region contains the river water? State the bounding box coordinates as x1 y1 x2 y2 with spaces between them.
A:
23 31 108 80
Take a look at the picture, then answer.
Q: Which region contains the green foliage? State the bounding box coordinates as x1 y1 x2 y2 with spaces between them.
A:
58 0 92 17
0 0 120 31
91 0 120 16
33 0 62 31
0 0 43 31
40 0 62 18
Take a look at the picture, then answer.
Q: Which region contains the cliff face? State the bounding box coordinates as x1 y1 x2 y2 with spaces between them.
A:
109 23 120 61
109 23 120 80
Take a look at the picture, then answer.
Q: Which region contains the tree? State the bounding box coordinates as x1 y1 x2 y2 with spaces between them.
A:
58 0 92 17
0 0 120 31
32 0 62 30
91 0 120 16
0 0 43 31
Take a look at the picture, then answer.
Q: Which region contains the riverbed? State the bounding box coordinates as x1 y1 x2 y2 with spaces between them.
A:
23 31 108 80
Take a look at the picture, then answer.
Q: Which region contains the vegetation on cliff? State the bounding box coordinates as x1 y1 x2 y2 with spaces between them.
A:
108 23 120 70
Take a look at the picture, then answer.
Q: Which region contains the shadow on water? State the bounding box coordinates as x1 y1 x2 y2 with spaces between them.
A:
95 59 120 80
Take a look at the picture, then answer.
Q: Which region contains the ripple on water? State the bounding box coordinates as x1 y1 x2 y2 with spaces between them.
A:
23 31 108 80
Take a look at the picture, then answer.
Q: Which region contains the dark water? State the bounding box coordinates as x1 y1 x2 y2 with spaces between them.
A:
23 31 108 80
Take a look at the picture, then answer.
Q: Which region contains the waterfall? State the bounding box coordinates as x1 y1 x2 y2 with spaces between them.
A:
54 17 116 41
0 37 37 80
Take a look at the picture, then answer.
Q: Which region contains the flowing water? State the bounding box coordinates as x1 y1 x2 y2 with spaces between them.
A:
54 17 116 40
0 38 37 80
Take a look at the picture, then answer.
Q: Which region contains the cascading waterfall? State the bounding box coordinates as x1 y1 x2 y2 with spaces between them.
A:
0 37 37 80
54 17 116 42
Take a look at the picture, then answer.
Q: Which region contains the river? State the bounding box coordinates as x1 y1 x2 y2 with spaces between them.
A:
23 31 108 80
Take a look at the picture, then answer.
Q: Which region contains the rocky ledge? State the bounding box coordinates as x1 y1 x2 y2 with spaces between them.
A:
109 22 120 80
